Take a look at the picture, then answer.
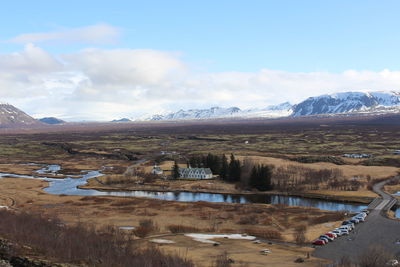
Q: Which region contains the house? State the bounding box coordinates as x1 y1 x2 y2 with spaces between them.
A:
151 165 164 175
179 168 213 179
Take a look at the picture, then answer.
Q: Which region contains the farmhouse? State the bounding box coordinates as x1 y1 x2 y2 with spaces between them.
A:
179 168 213 179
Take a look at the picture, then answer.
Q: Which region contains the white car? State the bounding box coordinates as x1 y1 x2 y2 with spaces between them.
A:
339 226 352 232
354 216 365 222
332 229 345 236
335 228 349 235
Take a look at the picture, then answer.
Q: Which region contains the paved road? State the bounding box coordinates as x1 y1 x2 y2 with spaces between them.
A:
313 178 400 261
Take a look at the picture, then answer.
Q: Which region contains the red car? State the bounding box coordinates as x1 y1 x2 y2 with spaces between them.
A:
312 239 326 245
325 232 337 239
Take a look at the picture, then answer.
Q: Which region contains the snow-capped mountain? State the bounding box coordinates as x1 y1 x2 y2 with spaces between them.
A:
292 91 400 116
141 91 400 121
0 103 41 127
144 103 293 121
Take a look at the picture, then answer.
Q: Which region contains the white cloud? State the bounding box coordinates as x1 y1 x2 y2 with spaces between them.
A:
1 45 400 121
6 23 120 45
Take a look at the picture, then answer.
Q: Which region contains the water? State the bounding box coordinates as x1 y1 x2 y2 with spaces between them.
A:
0 164 368 213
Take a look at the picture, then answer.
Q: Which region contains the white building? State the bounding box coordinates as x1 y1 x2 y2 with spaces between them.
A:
179 168 213 179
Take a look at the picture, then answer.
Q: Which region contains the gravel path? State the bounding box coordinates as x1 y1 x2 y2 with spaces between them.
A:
313 177 400 261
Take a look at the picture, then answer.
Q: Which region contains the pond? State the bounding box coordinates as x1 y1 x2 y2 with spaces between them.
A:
0 164 368 213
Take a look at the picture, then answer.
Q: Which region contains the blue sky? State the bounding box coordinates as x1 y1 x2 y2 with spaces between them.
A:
1 1 400 120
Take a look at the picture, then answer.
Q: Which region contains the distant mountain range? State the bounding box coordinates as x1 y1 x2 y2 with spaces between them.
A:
143 102 293 121
141 91 400 121
1 91 400 128
39 117 65 125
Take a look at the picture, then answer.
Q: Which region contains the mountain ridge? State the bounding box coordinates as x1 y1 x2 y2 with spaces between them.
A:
140 91 400 121
0 103 41 127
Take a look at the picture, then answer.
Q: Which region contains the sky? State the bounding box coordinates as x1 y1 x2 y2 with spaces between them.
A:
1 0 400 121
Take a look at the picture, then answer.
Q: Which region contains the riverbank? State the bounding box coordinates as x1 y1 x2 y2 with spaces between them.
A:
79 176 376 205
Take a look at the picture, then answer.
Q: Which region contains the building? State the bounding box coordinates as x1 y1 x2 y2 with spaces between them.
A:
393 150 400 155
179 168 213 179
151 165 164 175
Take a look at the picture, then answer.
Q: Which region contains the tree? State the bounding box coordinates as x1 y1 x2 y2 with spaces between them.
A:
172 161 180 179
228 154 241 182
220 154 228 180
249 164 273 191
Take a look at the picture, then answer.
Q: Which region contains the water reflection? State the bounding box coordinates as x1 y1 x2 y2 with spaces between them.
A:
0 164 367 213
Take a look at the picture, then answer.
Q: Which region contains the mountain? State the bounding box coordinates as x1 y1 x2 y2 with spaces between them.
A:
39 117 65 125
111 118 132 122
292 91 400 116
0 103 41 127
144 103 293 121
141 91 400 121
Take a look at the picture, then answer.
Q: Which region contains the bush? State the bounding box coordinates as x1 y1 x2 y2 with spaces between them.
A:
309 212 345 225
0 210 192 267
237 215 258 225
242 228 282 240
167 224 201 233
133 219 159 238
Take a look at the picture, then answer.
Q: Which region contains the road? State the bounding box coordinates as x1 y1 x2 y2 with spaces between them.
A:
313 178 400 261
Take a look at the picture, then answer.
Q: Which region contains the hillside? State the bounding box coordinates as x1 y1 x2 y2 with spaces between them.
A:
0 103 41 127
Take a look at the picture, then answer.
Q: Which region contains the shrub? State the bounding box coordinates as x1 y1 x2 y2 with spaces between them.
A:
242 228 282 240
237 215 258 225
0 210 193 267
133 219 159 238
167 224 201 233
309 212 345 225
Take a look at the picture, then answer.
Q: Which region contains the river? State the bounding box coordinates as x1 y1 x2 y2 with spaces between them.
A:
0 164 371 213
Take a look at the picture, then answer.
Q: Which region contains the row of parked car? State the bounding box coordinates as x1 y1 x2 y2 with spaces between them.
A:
312 209 369 246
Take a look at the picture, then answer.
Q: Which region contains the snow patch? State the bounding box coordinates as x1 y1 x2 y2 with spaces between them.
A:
185 233 256 244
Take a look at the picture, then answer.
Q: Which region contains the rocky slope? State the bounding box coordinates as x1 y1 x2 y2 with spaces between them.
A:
291 91 400 116
0 103 41 127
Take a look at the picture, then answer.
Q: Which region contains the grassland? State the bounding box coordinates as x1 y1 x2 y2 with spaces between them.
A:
0 120 399 266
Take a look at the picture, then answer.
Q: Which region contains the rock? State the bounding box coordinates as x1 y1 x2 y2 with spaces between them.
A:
294 257 305 263
260 249 271 255
0 260 12 267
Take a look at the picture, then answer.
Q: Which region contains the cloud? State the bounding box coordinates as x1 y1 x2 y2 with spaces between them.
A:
1 45 400 121
6 23 120 45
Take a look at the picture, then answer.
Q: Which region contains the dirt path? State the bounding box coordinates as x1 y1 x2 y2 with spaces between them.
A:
313 177 400 262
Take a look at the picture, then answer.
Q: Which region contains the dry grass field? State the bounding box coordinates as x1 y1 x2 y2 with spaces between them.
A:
0 120 399 266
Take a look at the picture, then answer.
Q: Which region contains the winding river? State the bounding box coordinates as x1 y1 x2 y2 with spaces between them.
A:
0 164 376 213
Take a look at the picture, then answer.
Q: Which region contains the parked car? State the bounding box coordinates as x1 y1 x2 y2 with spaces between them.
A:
349 218 360 224
338 226 352 232
341 222 355 229
331 229 345 236
312 239 327 245
354 216 365 222
335 228 349 235
325 232 337 239
357 212 367 217
361 209 370 214
319 235 334 242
